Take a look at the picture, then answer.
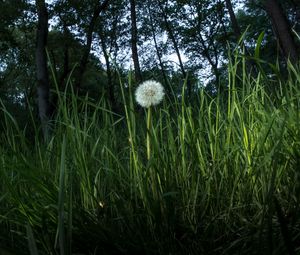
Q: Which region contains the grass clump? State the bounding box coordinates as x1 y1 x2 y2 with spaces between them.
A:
0 57 300 255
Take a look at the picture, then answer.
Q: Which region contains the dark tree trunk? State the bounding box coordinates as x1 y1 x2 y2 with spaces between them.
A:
100 37 115 105
158 0 185 76
129 0 142 83
146 1 168 87
265 0 299 63
223 0 256 76
76 0 110 89
48 17 71 118
60 19 70 87
224 0 241 38
157 0 191 97
35 0 50 141
195 32 220 85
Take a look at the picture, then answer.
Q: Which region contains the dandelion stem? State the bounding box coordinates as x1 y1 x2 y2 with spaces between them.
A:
147 106 151 160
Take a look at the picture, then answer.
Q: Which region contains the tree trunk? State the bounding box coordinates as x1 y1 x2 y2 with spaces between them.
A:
146 1 168 87
157 0 190 96
195 32 221 86
223 0 256 76
265 0 299 63
129 0 143 83
48 16 70 118
224 0 241 39
76 0 110 89
35 0 50 141
60 18 70 87
100 37 115 105
158 0 185 76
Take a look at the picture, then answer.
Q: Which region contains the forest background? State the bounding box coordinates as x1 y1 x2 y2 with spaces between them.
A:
0 0 300 254
1 0 299 128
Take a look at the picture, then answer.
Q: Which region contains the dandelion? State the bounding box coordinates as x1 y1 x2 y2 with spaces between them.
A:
135 80 165 108
135 80 165 160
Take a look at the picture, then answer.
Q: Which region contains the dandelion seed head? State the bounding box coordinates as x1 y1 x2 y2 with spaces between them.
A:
135 80 165 108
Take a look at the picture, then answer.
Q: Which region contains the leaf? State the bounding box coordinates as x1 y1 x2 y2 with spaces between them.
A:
26 224 39 255
255 31 265 59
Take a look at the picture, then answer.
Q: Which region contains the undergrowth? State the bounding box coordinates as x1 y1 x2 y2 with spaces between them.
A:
0 55 300 255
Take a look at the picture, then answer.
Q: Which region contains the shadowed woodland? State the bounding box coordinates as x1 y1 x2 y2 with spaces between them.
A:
1 0 300 254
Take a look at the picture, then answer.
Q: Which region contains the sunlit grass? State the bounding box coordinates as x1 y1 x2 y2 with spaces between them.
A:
0 55 300 254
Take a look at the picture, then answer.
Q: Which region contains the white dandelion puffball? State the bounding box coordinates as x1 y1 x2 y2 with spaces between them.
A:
135 80 165 108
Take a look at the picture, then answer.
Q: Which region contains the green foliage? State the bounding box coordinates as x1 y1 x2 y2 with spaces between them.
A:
1 0 299 108
1 0 300 253
1 53 300 254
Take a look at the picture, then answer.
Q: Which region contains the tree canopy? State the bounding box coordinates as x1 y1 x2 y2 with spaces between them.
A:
0 0 299 133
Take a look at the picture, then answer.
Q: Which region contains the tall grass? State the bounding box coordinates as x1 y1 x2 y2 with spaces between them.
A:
0 55 300 254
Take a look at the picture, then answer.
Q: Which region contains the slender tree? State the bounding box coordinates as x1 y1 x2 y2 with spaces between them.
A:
265 0 299 63
223 0 256 75
146 0 168 87
157 0 190 95
35 0 50 140
58 13 71 87
129 0 143 83
97 0 125 106
224 0 241 38
100 33 115 104
76 0 111 89
157 0 186 77
179 1 224 91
